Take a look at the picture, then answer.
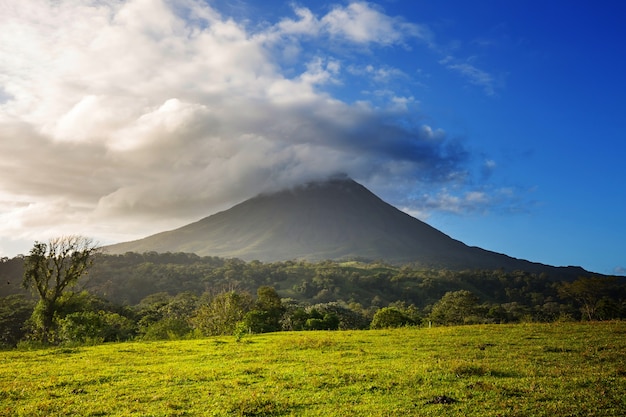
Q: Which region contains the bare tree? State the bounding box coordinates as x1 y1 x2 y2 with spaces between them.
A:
22 236 99 343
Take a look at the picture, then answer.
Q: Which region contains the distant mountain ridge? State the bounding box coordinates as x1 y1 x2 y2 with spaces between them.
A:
105 177 588 278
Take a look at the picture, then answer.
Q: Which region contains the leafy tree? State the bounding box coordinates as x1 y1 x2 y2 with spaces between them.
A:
256 286 283 313
594 297 621 321
280 299 310 331
22 236 99 343
135 292 172 332
246 286 285 333
430 290 481 325
558 276 618 321
57 311 136 344
240 286 285 333
191 291 254 336
0 256 26 298
136 292 200 340
307 302 369 330
241 310 273 333
280 303 343 331
55 290 126 318
305 311 339 330
388 301 423 325
139 317 192 341
0 295 35 348
57 311 103 344
370 307 415 329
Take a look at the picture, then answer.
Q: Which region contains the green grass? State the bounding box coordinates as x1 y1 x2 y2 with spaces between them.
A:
1 322 625 416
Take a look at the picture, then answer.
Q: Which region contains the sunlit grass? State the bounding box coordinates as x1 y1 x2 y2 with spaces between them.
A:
1 322 625 416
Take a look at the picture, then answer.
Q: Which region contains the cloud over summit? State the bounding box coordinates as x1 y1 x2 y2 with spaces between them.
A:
0 0 501 248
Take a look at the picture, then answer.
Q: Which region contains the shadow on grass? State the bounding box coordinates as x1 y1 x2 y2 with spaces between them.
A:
227 396 301 416
453 364 520 378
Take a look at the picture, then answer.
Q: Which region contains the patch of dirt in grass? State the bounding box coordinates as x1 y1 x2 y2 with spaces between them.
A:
426 395 457 404
542 345 574 353
477 343 496 351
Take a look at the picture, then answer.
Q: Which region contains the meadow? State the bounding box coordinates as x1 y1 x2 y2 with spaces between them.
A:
1 322 625 416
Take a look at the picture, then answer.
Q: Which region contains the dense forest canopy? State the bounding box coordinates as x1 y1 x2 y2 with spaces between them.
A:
1 252 625 348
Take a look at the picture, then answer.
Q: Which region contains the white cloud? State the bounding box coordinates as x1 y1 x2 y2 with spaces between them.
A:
320 2 426 45
484 159 497 169
275 6 320 37
298 58 341 86
0 0 499 252
348 64 408 84
440 56 498 96
402 185 529 217
270 2 431 46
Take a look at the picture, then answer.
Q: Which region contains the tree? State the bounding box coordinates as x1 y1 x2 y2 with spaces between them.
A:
304 311 340 330
430 290 481 325
558 276 618 321
241 286 285 333
191 291 254 336
135 292 200 340
0 295 35 348
370 307 415 329
57 311 136 344
22 236 99 343
307 302 369 330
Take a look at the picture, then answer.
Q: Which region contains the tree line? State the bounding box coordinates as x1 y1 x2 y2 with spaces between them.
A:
1 236 625 348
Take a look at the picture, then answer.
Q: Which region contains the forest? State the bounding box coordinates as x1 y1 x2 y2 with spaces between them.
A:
1 250 625 348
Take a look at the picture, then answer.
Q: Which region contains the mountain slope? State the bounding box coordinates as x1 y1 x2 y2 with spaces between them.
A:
105 177 587 275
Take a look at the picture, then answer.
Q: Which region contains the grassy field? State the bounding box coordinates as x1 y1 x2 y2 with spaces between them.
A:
1 322 625 416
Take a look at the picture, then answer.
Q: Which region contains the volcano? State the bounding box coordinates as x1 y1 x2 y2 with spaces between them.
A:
105 177 586 276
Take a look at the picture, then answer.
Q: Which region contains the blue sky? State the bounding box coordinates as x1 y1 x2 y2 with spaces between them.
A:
0 1 624 275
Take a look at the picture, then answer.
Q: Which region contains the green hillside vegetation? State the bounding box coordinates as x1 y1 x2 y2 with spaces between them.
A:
2 323 625 416
1 252 625 348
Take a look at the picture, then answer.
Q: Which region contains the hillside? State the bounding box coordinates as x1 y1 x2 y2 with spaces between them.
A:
105 177 586 276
